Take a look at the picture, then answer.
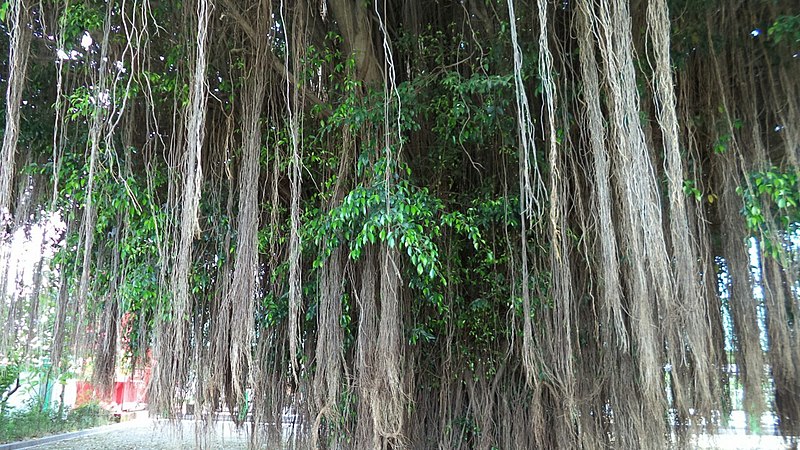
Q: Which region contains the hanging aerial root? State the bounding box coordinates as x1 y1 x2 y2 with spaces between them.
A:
282 0 304 383
355 246 378 448
152 0 211 416
227 25 269 408
371 246 406 448
576 1 627 350
505 0 544 389
0 0 32 218
537 0 579 445
718 156 766 421
74 0 115 362
588 1 677 442
646 0 714 416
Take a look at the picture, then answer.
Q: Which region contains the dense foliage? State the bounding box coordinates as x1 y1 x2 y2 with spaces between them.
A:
0 0 798 448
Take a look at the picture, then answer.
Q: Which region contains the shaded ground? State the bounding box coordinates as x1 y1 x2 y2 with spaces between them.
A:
29 419 250 450
25 417 793 449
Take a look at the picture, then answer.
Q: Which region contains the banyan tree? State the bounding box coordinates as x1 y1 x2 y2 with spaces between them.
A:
0 0 798 447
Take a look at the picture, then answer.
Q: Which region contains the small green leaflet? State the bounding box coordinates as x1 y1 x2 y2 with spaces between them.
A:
0 1 9 22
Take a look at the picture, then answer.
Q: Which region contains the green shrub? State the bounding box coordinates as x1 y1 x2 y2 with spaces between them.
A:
0 399 112 444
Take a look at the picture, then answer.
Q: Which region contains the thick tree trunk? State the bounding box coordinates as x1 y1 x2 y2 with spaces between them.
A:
327 0 382 84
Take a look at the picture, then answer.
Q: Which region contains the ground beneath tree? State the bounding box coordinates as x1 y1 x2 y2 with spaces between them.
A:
24 418 790 449
28 419 250 450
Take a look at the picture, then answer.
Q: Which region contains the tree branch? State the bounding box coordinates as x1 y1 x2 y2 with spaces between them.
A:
218 0 328 114
1 376 21 406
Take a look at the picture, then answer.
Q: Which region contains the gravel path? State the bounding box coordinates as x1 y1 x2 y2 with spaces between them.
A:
29 420 251 450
